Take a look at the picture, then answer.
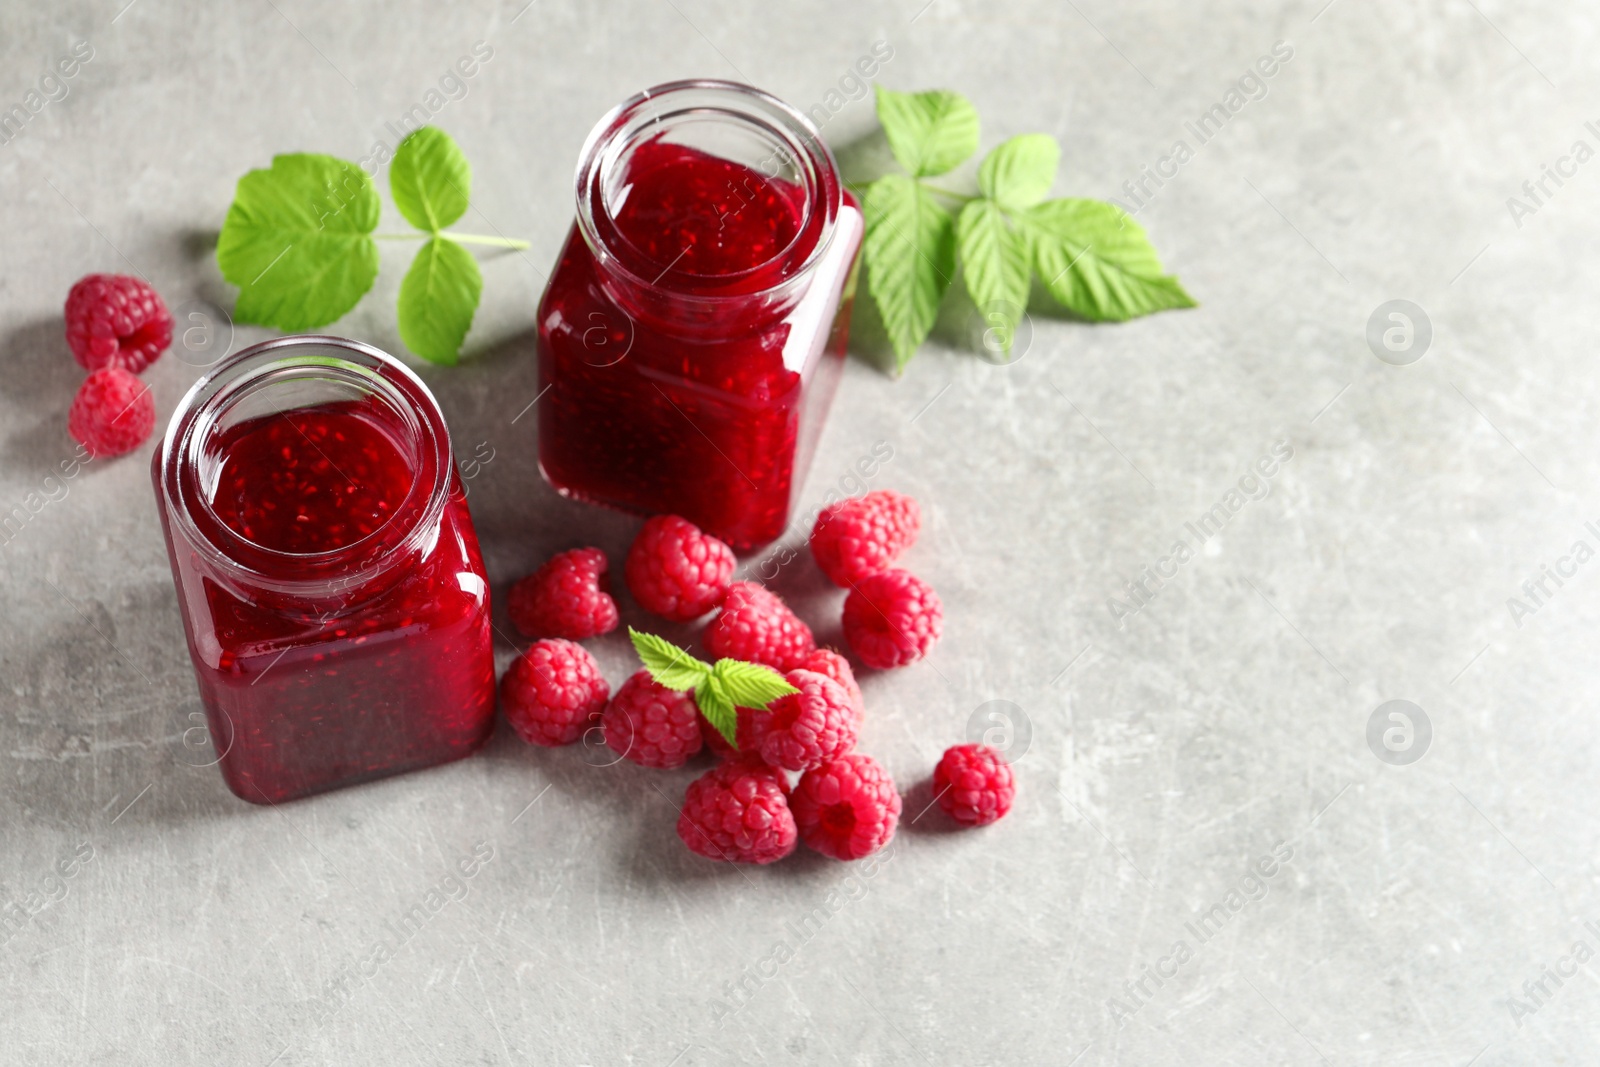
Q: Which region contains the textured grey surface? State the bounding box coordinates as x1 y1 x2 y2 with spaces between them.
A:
2 0 1597 1063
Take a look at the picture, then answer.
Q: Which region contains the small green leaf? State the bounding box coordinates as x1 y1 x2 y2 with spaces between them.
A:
862 174 957 371
695 675 738 747
956 199 1031 354
390 126 471 233
978 134 1060 211
1021 198 1196 322
628 628 711 692
397 237 482 365
216 153 380 331
874 87 980 178
712 659 798 710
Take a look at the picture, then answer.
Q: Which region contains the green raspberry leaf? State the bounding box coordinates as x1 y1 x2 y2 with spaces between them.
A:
390 126 471 233
862 174 956 371
978 133 1060 211
1021 198 1197 322
216 153 379 331
628 628 711 692
695 675 738 747
712 659 798 710
397 237 482 365
874 87 980 178
956 199 1031 356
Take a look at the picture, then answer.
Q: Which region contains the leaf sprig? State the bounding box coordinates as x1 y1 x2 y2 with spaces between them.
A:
216 126 528 365
628 628 798 747
858 88 1196 372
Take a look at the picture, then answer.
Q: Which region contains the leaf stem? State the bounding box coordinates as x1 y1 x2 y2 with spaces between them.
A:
373 231 532 250
921 183 978 203
440 232 531 250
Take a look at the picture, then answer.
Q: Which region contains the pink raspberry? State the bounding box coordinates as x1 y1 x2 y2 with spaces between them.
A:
677 757 797 864
601 669 703 769
796 648 864 718
749 669 859 772
64 273 172 373
499 639 610 747
701 709 759 761
625 514 735 621
842 568 942 669
507 547 618 640
810 489 921 587
68 367 155 458
704 581 814 671
934 744 1016 827
791 754 901 861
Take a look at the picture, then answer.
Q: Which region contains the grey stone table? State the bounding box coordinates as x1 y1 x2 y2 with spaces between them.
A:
2 0 1595 1063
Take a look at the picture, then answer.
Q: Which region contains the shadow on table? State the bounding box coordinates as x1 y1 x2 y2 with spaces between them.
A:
0 316 88 481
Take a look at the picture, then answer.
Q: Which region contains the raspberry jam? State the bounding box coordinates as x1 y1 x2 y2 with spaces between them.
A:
537 80 863 549
154 337 495 804
209 406 416 555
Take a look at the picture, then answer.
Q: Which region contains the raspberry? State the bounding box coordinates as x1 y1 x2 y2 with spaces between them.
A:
601 669 703 769
796 648 864 718
749 669 860 771
67 367 155 458
499 639 610 747
704 581 814 671
625 514 735 621
791 754 901 861
934 744 1016 827
810 489 921 587
64 273 172 373
842 568 943 669
701 708 759 761
676 757 797 864
507 547 618 640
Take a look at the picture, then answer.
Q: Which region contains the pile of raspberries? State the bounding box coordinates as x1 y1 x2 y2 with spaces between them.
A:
498 491 1016 864
61 273 172 458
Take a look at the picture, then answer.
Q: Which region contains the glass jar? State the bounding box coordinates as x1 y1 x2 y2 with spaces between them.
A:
536 79 864 549
153 336 496 804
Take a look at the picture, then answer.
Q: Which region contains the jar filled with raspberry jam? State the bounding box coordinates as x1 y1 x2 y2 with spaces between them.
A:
537 80 864 549
154 336 496 804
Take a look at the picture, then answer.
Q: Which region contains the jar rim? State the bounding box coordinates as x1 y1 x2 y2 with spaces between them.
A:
158 335 454 598
573 78 843 305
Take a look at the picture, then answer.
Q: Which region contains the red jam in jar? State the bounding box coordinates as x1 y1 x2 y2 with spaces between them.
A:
154 336 496 804
537 80 864 549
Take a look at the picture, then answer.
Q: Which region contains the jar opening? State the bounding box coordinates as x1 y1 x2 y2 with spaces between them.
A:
160 337 452 600
598 117 812 282
576 80 842 308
